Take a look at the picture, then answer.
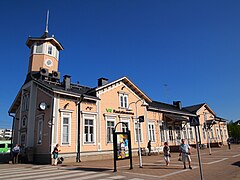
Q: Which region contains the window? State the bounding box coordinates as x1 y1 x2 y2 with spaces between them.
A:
168 126 173 141
119 93 128 108
48 45 53 55
182 127 187 140
148 123 155 142
135 122 142 142
107 121 115 143
189 127 194 140
175 126 181 140
36 43 43 53
160 125 165 142
211 128 214 139
84 119 94 143
121 118 130 132
216 129 220 140
62 117 69 144
61 113 71 145
37 120 43 144
202 127 206 139
22 92 29 111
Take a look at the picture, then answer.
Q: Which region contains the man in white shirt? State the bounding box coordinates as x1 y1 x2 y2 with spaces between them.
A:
179 139 192 169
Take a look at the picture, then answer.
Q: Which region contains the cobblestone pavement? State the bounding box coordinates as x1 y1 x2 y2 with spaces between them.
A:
0 144 239 180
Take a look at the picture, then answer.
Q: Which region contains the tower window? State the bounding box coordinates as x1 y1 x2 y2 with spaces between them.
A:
48 45 53 55
36 43 43 53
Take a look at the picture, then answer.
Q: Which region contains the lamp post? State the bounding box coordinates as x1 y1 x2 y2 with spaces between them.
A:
127 99 148 168
205 120 216 155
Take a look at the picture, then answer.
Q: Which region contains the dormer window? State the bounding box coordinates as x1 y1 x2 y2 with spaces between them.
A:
119 93 128 108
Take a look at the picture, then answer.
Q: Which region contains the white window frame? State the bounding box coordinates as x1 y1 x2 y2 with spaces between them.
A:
189 127 194 140
83 114 96 144
61 112 71 146
37 118 43 145
202 127 206 139
168 126 174 141
106 116 116 144
159 125 165 142
120 117 130 132
175 126 181 141
210 128 214 139
148 122 155 142
134 121 143 143
119 93 128 108
35 42 44 54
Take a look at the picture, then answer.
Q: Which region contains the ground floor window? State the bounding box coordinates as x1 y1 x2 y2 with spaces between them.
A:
148 123 155 142
175 126 181 141
160 125 165 142
189 127 194 140
120 117 130 132
84 119 94 143
61 112 72 145
135 122 142 142
202 127 206 139
182 127 187 140
168 126 173 141
107 120 115 143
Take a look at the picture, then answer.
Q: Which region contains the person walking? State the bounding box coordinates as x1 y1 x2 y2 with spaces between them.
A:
12 144 20 164
163 142 170 166
147 140 151 156
227 137 231 150
179 139 192 169
52 144 61 166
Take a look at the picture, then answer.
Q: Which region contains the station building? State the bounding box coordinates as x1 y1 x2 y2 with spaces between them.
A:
8 26 228 164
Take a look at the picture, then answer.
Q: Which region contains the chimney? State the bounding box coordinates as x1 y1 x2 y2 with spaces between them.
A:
98 77 108 87
63 75 71 90
173 101 182 109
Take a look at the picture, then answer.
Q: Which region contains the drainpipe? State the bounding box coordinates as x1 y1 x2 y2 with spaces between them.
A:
76 96 84 162
8 113 16 154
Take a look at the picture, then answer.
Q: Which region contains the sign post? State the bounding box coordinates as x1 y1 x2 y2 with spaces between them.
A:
113 122 133 172
190 116 203 180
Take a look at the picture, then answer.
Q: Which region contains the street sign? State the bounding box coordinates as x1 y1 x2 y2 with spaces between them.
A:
189 116 200 126
139 116 144 123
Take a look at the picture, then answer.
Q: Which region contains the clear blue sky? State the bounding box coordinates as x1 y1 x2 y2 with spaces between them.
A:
1 0 240 129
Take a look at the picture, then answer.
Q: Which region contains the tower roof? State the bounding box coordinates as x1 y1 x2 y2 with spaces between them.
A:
26 36 64 50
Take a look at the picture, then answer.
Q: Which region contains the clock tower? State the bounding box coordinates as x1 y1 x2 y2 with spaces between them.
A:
26 11 64 75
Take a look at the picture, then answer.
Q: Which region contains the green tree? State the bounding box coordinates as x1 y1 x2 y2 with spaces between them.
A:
227 121 240 143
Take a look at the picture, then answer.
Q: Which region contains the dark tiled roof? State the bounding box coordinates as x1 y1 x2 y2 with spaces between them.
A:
24 72 98 99
148 101 195 116
183 103 205 114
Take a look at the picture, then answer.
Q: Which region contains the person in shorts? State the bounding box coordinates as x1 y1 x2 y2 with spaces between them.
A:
163 142 170 166
179 139 192 169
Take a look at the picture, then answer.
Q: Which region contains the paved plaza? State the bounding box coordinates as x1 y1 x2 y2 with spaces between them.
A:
0 144 239 180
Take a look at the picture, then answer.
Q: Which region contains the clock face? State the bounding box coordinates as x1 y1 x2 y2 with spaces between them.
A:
45 59 53 67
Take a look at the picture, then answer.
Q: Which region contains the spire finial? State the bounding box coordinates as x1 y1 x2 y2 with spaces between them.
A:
45 10 49 33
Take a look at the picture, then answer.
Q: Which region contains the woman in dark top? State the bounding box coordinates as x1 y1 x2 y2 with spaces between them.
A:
52 144 60 165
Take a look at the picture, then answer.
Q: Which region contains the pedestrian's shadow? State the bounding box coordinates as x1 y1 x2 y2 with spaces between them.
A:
232 161 240 167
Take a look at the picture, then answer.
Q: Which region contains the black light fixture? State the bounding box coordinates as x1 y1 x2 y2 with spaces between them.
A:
39 102 48 111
